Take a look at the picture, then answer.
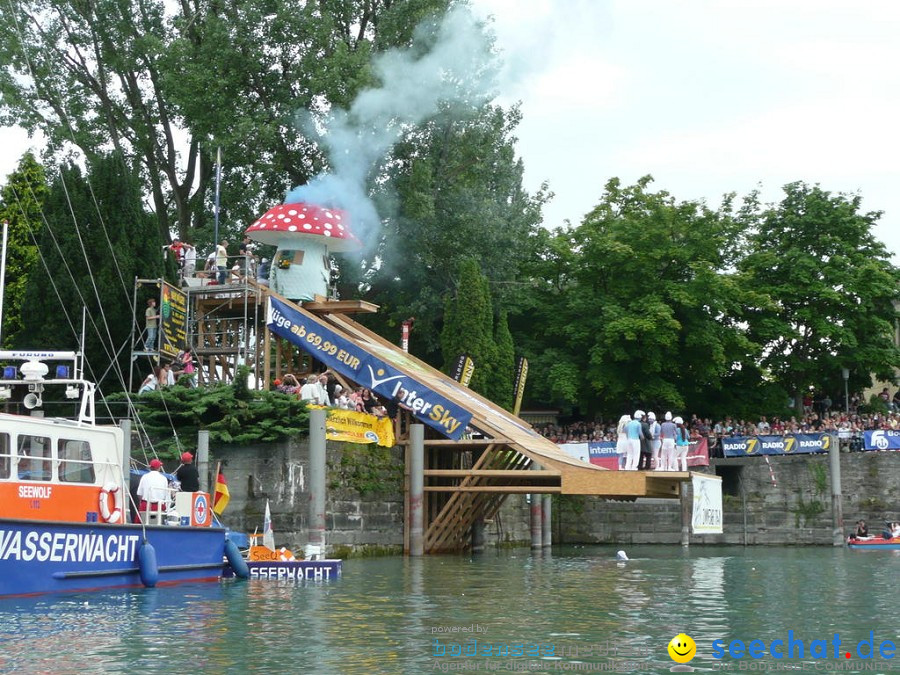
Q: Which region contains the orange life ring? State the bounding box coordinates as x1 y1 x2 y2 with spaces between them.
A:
99 483 123 523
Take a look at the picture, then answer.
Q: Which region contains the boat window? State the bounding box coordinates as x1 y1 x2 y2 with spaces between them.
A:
59 439 95 484
17 434 52 481
0 433 10 479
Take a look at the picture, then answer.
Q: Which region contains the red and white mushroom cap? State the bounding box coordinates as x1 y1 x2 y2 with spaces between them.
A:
245 202 361 252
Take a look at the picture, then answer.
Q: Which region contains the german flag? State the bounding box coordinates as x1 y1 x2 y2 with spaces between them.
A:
213 466 230 515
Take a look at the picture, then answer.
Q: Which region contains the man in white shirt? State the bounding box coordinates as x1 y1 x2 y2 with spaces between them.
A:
136 458 170 522
183 243 196 278
299 375 320 403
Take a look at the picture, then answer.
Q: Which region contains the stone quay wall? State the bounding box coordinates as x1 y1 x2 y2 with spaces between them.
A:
212 439 404 557
490 451 900 547
209 442 898 554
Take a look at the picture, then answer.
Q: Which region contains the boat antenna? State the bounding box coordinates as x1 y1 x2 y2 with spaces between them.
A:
0 219 8 345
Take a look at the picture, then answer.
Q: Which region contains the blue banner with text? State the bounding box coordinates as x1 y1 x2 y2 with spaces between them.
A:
267 297 472 440
864 429 900 451
722 434 832 457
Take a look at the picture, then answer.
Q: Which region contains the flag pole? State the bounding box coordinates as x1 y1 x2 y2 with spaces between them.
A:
213 147 222 247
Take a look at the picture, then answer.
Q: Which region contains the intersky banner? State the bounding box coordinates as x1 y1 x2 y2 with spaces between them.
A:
864 429 900 451
722 433 832 457
267 297 472 440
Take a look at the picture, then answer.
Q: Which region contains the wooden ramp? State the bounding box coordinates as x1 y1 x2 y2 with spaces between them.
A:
261 289 690 552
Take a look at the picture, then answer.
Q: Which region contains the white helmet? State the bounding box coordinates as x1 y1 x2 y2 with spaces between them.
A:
665 411 672 421
673 416 684 425
647 412 656 421
634 410 644 419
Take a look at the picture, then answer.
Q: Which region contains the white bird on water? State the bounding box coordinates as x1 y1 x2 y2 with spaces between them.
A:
616 550 628 561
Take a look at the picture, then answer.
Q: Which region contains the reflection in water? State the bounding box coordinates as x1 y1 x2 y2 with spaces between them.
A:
0 546 897 673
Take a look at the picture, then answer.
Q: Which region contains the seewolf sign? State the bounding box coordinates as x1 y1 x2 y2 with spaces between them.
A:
267 297 472 440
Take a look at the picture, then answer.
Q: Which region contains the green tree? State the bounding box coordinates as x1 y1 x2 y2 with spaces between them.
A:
21 153 162 390
361 104 548 362
513 177 754 417
738 182 900 411
492 309 515 410
441 258 496 398
0 152 47 348
0 0 449 243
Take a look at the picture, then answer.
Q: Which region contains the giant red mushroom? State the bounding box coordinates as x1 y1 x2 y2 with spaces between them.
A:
245 202 361 301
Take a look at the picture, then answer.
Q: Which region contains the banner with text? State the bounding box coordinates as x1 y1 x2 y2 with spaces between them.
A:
322 408 395 447
691 473 723 534
267 297 472 440
864 429 900 451
160 282 187 359
722 433 832 457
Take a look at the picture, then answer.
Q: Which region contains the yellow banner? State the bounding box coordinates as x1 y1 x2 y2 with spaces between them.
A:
324 408 395 447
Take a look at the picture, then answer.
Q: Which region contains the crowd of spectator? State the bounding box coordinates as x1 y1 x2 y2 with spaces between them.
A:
537 406 900 454
274 371 391 417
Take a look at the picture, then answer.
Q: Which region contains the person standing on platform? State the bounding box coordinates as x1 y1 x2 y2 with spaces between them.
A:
216 239 229 285
176 452 200 492
659 412 677 471
647 412 661 470
144 298 159 351
615 414 630 469
182 242 196 279
674 416 690 471
624 410 644 471
638 411 652 470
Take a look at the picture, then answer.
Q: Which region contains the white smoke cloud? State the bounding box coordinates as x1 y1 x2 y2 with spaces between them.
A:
284 6 497 246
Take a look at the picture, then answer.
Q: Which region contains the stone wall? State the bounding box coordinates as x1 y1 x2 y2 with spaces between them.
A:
206 443 898 554
212 439 404 556
487 452 900 546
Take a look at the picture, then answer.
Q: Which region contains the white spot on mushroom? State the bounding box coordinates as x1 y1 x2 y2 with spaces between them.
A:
288 209 297 216
324 223 332 230
266 213 274 219
337 224 344 231
284 218 291 223
288 225 297 231
303 224 312 230
325 211 333 218
324 231 332 236
335 214 342 220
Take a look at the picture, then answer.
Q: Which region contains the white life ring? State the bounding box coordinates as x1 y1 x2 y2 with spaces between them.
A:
99 483 124 523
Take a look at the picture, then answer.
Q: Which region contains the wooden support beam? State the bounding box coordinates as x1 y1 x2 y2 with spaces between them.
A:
302 299 380 314
424 469 560 478
425 486 562 494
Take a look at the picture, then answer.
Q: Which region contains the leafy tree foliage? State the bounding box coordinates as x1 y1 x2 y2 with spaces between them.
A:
511 177 754 417
0 0 449 244
361 104 548 362
0 152 47 348
20 153 162 390
738 182 900 410
109 366 310 457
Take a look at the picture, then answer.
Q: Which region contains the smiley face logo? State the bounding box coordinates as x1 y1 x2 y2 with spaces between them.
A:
667 633 696 663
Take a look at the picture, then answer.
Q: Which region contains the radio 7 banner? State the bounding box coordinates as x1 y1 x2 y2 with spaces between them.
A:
722 433 832 457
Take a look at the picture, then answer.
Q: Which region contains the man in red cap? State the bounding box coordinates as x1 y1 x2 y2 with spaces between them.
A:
176 452 200 492
135 458 169 523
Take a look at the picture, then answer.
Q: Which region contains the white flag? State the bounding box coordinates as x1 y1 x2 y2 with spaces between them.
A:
263 500 275 550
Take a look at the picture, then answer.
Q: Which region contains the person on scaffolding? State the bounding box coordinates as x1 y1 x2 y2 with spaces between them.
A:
144 298 159 351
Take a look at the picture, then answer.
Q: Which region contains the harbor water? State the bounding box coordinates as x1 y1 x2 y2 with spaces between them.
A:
1 545 897 674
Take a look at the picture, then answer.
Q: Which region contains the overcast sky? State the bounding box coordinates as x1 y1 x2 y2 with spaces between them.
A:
470 0 900 261
2 0 898 261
